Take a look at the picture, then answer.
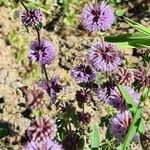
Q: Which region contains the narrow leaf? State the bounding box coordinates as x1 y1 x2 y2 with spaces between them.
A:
91 124 100 148
118 85 138 112
117 144 123 150
122 107 143 150
138 118 146 134
105 32 150 42
124 17 150 35
105 33 150 49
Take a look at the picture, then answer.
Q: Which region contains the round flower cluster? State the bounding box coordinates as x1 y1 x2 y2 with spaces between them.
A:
27 117 57 142
38 76 63 103
97 85 140 110
88 42 122 72
29 40 56 65
21 9 42 27
78 112 91 125
134 67 150 88
23 117 63 150
76 89 93 103
81 2 115 32
110 111 132 143
70 64 96 83
25 85 45 109
23 138 63 150
115 68 135 86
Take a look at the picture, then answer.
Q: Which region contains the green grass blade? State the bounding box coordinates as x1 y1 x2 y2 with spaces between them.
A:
118 85 138 112
138 118 146 134
124 17 150 35
105 33 150 42
117 144 123 150
118 85 144 149
122 107 143 150
91 124 100 148
105 33 150 49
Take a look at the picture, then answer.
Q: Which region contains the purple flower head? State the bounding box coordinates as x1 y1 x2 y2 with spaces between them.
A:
21 9 42 27
88 42 122 72
110 111 132 143
27 117 57 142
81 2 115 32
134 67 150 88
78 112 91 125
116 68 135 86
23 139 63 150
38 76 63 103
70 64 96 83
76 89 93 103
97 86 125 110
29 40 56 65
97 85 140 110
22 140 37 150
26 85 45 109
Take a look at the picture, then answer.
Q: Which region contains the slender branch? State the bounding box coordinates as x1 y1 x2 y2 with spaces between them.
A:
20 1 28 11
42 65 51 101
35 27 41 48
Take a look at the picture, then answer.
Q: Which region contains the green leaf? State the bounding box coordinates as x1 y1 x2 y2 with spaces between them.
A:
34 110 42 118
91 124 100 148
117 41 150 49
116 9 125 17
121 107 143 150
115 42 135 49
117 144 123 150
105 32 150 49
0 128 8 139
105 32 150 42
118 85 138 112
138 118 146 134
124 17 150 35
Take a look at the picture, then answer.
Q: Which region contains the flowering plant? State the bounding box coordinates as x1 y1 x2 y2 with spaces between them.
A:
5 0 149 149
